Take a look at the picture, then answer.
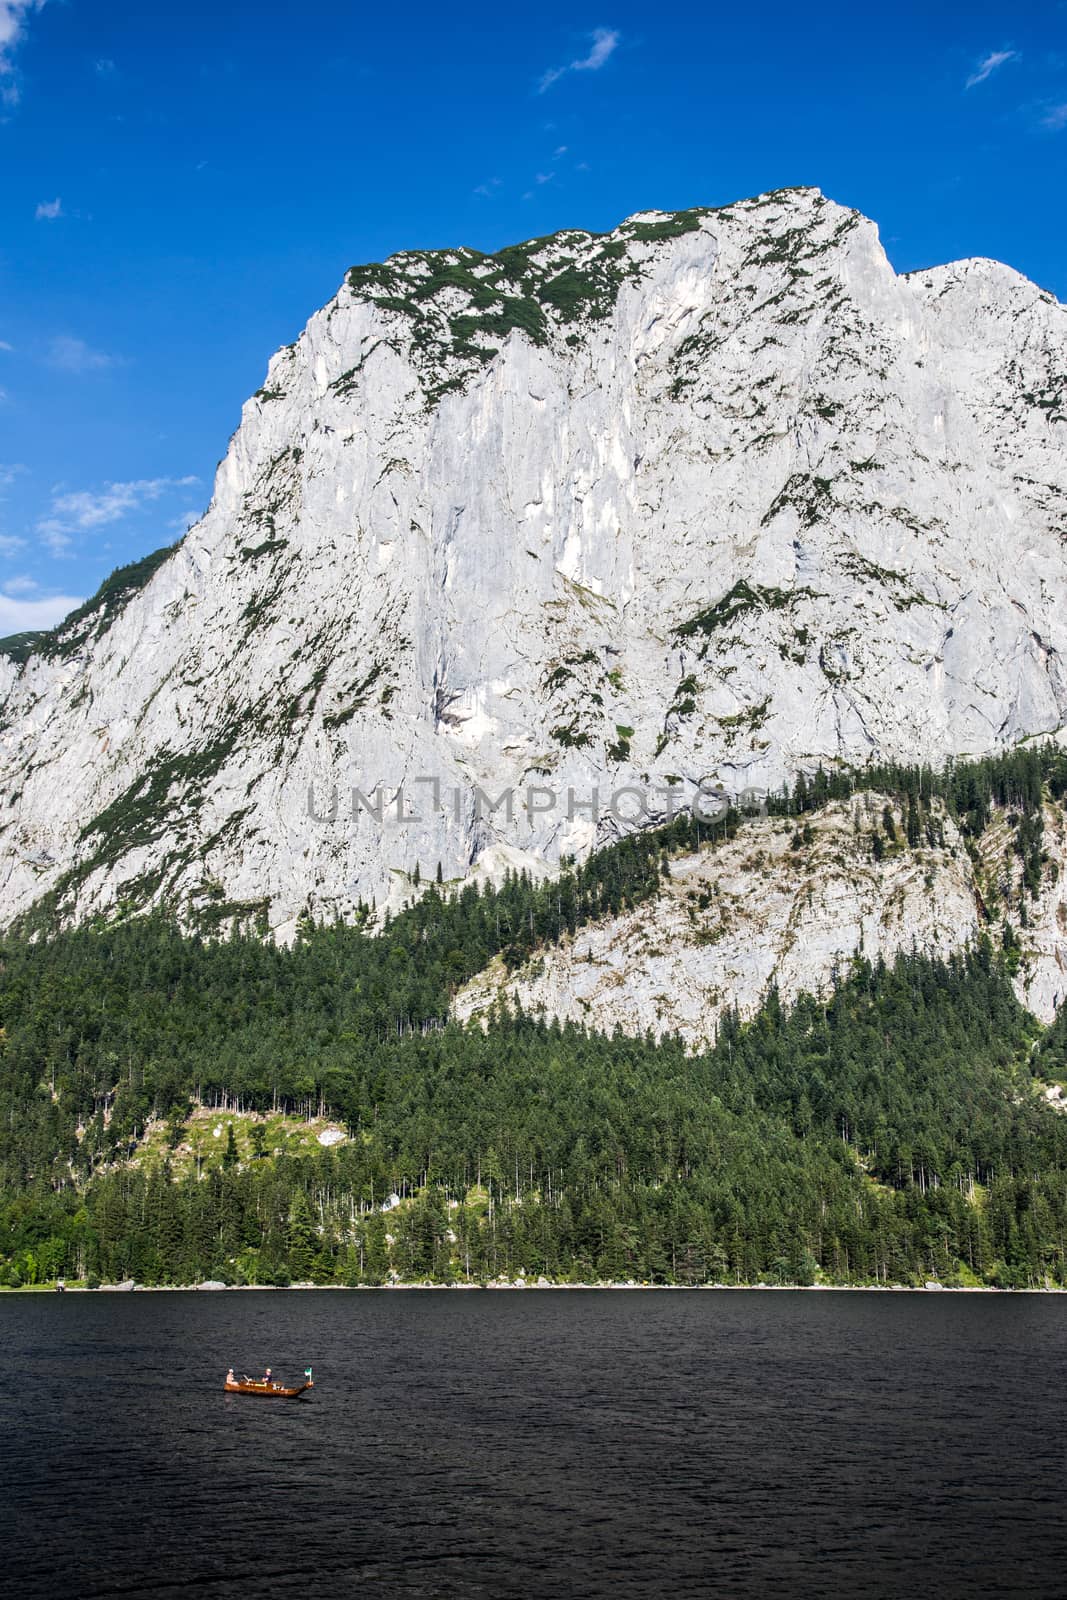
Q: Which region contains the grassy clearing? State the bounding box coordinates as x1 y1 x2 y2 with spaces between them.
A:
130 1104 347 1180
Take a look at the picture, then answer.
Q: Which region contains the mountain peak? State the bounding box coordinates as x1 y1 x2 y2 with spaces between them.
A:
1 190 1065 936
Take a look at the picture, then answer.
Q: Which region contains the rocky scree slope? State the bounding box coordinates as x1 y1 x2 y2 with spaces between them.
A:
0 186 1065 935
456 791 1067 1046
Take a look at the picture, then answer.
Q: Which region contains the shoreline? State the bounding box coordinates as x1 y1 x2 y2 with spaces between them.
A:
5 1281 1064 1294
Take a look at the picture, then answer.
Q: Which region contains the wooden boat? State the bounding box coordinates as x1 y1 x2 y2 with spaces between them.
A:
224 1369 314 1398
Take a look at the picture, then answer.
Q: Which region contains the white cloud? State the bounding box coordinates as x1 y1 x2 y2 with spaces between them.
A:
94 57 115 76
0 340 11 351
0 0 46 106
3 573 37 594
0 533 26 555
0 463 24 488
34 196 62 220
49 476 200 530
539 27 620 93
535 170 554 185
168 509 201 534
37 477 200 555
0 592 83 632
965 49 1018 89
1041 102 1067 131
575 28 619 72
37 519 71 555
46 336 117 373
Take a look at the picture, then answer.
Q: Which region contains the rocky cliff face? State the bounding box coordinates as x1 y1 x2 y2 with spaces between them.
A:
1 186 1065 935
455 794 1067 1046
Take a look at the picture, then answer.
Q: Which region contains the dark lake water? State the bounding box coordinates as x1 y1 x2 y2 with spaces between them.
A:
2 1289 1065 1598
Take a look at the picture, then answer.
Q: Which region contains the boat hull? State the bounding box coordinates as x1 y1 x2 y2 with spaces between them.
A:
224 1380 314 1398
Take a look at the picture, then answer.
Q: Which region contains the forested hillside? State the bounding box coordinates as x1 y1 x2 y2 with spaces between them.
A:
2 747 1066 1290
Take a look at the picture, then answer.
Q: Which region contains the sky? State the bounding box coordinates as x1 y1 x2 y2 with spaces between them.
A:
0 0 1064 632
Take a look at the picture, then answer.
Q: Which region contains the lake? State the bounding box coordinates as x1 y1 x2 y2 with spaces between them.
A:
2 1289 1065 1597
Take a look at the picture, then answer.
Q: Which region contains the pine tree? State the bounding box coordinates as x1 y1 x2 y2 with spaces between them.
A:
286 1192 318 1282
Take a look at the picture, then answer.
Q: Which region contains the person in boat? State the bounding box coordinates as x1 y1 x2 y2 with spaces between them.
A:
226 1368 235 1385
264 1367 273 1386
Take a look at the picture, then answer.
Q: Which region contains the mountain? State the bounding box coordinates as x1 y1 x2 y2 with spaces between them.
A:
1 185 1066 941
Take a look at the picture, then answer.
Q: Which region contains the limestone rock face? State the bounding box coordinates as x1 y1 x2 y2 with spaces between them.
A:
454 796 1067 1045
1 187 1065 935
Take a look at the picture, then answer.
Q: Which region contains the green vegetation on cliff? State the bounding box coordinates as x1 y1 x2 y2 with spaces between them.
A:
0 542 182 670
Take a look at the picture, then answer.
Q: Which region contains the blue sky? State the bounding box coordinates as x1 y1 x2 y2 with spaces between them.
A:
0 0 1064 633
